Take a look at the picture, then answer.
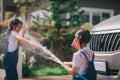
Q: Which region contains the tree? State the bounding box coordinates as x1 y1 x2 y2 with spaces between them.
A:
31 0 86 61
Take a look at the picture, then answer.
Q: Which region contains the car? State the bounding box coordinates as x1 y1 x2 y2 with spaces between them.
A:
89 14 120 80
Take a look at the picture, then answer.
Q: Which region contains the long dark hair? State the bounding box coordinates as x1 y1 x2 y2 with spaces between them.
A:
8 18 23 36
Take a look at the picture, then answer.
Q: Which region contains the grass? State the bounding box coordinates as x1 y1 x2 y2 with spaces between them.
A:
29 66 69 77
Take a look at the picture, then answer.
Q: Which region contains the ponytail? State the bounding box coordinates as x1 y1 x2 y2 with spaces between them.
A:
8 18 23 36
75 29 91 44
85 30 91 43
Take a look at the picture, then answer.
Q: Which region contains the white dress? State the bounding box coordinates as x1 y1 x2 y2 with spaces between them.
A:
72 47 94 75
8 31 19 52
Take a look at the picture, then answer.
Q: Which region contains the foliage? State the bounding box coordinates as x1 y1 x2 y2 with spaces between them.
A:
50 0 85 28
31 0 85 40
22 63 30 77
0 24 8 33
30 0 86 64
15 0 87 71
61 40 77 61
0 27 2 33
29 66 69 76
23 65 69 77
81 22 93 31
14 0 26 4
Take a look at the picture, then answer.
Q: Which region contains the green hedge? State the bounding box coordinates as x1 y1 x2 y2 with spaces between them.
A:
23 65 69 77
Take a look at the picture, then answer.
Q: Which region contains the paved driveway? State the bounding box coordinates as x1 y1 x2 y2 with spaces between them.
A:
0 69 72 80
1 69 106 80
20 75 72 80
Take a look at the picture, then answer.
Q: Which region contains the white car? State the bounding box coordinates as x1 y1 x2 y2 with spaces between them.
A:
90 14 120 80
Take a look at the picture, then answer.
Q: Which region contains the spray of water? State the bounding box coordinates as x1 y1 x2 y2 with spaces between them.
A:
24 33 63 65
0 32 7 53
0 31 63 65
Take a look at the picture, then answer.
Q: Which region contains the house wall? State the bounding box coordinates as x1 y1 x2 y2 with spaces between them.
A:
2 0 120 21
78 0 120 15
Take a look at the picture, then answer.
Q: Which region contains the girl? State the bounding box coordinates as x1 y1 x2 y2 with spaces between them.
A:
62 29 96 80
4 19 35 80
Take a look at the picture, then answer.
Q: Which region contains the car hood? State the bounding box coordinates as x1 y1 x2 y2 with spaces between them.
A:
91 14 120 34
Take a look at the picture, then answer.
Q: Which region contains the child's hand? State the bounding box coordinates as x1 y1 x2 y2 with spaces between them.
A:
20 41 25 47
22 27 28 37
29 41 36 48
61 63 66 68
63 62 67 65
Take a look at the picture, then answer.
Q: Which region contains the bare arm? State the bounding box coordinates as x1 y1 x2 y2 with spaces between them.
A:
62 54 78 74
63 65 77 75
19 26 29 47
22 26 28 37
63 61 73 67
62 61 77 75
14 35 35 47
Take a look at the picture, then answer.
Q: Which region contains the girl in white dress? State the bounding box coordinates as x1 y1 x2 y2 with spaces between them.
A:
62 29 96 80
4 19 35 80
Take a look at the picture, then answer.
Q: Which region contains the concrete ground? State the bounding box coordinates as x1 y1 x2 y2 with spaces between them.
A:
19 75 72 80
1 68 117 80
0 69 72 80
